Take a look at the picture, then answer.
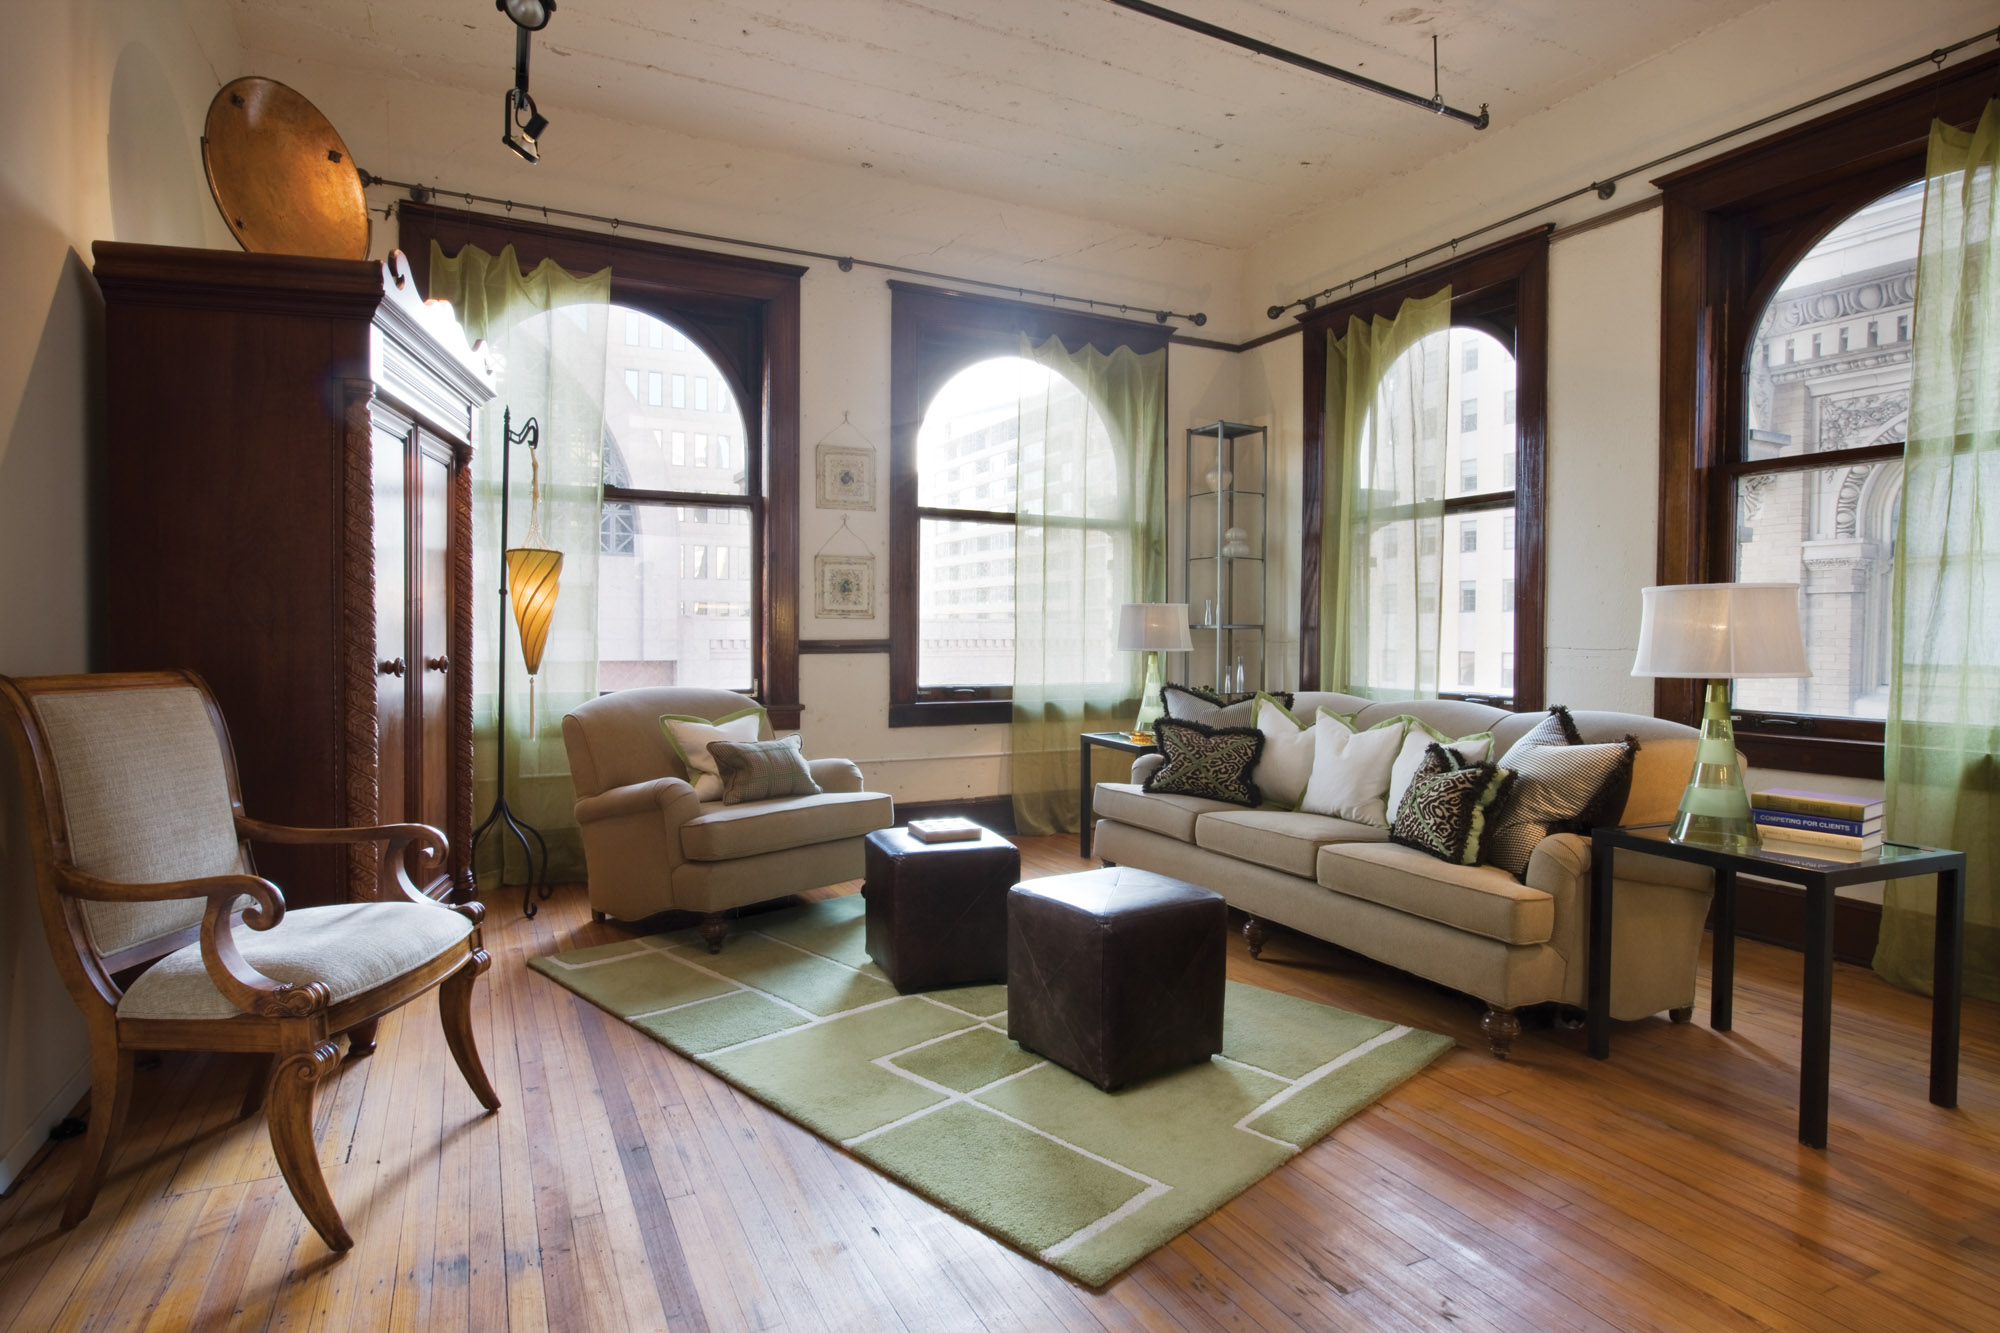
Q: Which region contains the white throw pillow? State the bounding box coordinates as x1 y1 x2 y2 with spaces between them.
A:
659 707 765 800
1298 712 1408 825
1251 694 1318 809
1385 720 1495 823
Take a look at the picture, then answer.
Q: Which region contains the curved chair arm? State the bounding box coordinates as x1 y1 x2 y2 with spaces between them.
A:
806 757 865 794
236 814 446 905
574 775 702 828
57 866 320 1018
1131 753 1166 785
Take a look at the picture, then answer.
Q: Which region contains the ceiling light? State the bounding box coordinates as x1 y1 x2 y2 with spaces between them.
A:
497 0 555 32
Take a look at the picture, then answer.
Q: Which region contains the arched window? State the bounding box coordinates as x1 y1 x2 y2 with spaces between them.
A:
913 355 1124 690
596 304 754 691
1730 182 1919 723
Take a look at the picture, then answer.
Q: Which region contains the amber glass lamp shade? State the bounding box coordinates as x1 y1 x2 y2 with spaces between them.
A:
505 546 562 733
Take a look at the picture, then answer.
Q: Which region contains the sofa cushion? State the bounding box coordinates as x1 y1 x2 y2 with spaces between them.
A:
1317 842 1556 946
1194 809 1388 878
1092 782 1240 844
118 902 473 1021
679 790 893 862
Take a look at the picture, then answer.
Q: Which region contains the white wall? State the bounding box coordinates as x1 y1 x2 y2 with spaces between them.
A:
0 0 242 1194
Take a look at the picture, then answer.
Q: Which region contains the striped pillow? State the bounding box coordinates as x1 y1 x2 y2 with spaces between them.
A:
707 735 823 805
1482 729 1638 879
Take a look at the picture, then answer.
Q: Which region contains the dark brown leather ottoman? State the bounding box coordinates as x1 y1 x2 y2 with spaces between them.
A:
862 826 1020 992
1007 867 1226 1092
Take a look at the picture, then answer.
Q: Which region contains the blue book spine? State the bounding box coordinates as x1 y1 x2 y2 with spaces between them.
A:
1753 809 1872 836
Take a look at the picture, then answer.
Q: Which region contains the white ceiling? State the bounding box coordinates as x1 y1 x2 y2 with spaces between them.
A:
229 0 1754 250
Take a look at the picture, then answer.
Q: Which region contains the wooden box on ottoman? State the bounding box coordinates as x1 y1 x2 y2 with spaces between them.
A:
862 825 1020 992
1006 867 1226 1092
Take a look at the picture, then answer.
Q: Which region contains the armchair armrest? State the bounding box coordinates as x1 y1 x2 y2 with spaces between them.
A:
58 866 322 1018
574 775 702 826
236 814 445 905
807 757 865 793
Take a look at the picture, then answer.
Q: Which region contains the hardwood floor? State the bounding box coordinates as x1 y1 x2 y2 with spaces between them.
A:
1 835 1995 1331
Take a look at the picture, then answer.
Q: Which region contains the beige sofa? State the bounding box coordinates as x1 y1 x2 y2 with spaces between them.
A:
563 687 894 950
1091 694 1713 1056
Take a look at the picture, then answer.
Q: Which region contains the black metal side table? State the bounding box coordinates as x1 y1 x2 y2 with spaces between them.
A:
1588 822 1965 1149
1077 731 1155 858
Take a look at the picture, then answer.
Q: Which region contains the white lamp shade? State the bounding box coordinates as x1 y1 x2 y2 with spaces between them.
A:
1116 602 1193 653
1631 582 1810 679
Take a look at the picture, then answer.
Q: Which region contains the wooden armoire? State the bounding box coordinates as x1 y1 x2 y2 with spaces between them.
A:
92 243 491 905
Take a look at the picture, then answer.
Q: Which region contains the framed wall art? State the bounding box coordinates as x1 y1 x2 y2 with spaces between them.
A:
816 443 875 510
814 554 875 619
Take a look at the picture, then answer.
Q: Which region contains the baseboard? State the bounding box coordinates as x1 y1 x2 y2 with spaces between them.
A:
1715 876 1883 966
893 796 1017 836
0 1060 90 1196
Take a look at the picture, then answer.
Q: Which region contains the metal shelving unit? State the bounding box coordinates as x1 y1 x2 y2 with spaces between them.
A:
1184 421 1266 693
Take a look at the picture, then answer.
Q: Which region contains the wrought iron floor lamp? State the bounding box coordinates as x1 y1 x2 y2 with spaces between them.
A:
471 407 556 917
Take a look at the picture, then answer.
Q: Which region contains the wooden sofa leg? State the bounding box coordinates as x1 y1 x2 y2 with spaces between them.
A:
1243 917 1268 959
591 909 608 923
1481 1005 1522 1059
1669 1006 1694 1024
699 912 729 954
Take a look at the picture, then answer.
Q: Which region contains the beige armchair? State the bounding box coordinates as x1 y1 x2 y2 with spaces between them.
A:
562 687 894 950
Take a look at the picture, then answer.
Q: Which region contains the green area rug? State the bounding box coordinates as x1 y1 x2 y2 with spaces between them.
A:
529 895 1452 1286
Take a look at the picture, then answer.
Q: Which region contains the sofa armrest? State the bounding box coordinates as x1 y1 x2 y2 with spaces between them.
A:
1130 752 1165 784
808 757 865 793
575 775 701 828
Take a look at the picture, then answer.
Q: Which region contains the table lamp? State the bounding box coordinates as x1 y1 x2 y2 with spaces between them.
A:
1116 603 1192 741
1631 582 1809 851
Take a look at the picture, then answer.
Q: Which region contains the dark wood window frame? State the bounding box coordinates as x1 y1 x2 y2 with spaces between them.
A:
397 202 806 727
1654 52 1999 778
1298 226 1550 711
888 282 1174 728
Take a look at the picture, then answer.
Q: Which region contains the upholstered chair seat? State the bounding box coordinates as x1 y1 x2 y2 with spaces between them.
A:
118 902 475 1021
563 687 895 950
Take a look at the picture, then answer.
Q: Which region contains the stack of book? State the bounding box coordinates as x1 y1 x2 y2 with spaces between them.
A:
1751 788 1884 853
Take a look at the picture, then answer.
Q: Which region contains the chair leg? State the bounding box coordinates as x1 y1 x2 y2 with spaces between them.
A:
699 912 729 954
440 950 501 1112
61 1043 134 1230
240 1053 277 1120
344 1018 380 1059
267 1042 352 1252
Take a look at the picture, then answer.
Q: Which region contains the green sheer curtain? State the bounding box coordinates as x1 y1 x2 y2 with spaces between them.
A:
1321 288 1452 699
1875 106 2000 1001
428 242 611 885
1010 333 1167 836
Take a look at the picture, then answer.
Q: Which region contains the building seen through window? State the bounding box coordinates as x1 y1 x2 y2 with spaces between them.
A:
1734 182 1920 720
597 305 754 691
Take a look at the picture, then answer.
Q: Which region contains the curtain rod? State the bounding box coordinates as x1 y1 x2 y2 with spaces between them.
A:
1265 25 2000 321
355 172 1208 328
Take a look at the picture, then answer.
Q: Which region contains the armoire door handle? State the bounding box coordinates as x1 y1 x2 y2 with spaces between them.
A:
426 656 450 673
378 657 406 677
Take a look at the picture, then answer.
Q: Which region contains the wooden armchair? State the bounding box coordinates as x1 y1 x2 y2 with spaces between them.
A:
0 670 500 1253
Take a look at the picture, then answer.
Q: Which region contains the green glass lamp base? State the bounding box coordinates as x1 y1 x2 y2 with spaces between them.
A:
1131 653 1167 739
1668 679 1761 852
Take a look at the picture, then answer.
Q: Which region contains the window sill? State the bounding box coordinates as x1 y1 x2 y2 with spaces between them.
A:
1733 731 1883 781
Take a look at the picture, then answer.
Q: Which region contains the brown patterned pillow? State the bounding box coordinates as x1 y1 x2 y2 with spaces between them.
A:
1389 744 1514 866
1143 717 1265 807
707 735 823 805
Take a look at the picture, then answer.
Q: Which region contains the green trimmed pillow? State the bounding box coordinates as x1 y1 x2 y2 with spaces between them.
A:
660 705 765 800
1143 717 1265 807
1389 744 1515 866
1250 692 1319 809
707 735 822 805
1385 717 1495 823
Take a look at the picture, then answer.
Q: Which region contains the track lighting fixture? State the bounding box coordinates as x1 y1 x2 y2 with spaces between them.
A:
498 0 555 162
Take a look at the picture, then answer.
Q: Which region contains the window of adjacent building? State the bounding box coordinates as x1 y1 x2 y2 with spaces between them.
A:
1460 399 1478 433
1460 520 1478 553
1463 342 1479 374
624 368 640 400
1503 389 1516 426
624 312 641 345
715 435 730 469
1501 451 1517 489
694 376 708 412
1460 458 1478 493
1458 651 1476 687
1502 578 1516 613
1459 581 1478 613
596 306 755 692
717 380 731 414
1731 181 1920 724
671 373 686 408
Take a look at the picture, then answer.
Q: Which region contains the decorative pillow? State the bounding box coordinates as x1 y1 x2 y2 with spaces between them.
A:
660 706 765 800
1143 717 1264 807
707 735 822 805
1297 710 1407 826
1250 693 1319 809
1482 730 1640 879
1390 744 1515 865
1502 705 1583 758
1161 681 1293 728
1385 718 1495 823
